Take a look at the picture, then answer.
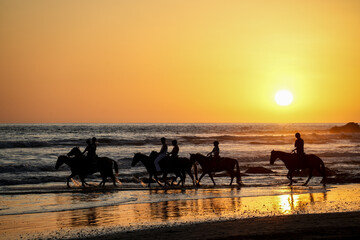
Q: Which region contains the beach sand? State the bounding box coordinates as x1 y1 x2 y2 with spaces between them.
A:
81 211 360 240
1 183 360 239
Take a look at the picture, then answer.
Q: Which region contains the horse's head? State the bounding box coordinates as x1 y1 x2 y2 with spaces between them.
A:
132 153 143 167
67 147 82 157
270 150 278 165
55 155 67 170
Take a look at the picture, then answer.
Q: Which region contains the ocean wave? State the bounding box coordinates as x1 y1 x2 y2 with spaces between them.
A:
1 132 360 149
0 164 56 173
0 176 66 186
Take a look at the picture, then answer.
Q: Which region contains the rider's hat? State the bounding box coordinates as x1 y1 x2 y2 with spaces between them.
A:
213 141 219 145
295 132 301 138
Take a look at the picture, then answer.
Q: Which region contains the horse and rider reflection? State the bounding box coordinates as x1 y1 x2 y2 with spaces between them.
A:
54 186 328 229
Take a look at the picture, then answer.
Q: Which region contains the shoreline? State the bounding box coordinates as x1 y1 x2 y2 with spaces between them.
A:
1 183 360 239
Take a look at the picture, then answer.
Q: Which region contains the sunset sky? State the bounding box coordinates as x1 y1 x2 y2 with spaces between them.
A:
0 0 359 123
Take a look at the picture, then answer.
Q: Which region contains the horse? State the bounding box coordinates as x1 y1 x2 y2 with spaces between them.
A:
270 150 326 186
131 151 196 187
189 153 242 186
55 147 119 187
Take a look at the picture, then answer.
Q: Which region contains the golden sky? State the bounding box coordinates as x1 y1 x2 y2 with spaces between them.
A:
0 0 359 123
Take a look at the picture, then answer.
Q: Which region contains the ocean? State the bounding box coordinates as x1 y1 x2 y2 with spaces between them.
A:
1 123 360 217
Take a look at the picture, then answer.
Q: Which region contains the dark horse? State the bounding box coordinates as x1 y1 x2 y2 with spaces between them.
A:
190 153 242 186
55 147 119 187
270 150 326 186
131 151 196 187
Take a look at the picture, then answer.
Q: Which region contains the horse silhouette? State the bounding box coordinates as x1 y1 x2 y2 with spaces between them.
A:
55 147 118 187
270 150 326 186
131 151 196 187
190 153 242 186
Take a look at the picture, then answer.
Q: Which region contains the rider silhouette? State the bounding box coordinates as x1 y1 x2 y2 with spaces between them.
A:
168 140 179 159
154 137 168 172
83 137 97 166
207 141 220 168
207 141 220 158
294 133 305 168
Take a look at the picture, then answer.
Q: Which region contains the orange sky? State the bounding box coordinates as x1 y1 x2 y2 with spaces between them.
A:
0 0 359 123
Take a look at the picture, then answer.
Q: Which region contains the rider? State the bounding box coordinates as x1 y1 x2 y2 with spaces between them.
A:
154 137 168 173
168 140 179 159
83 137 98 166
294 132 305 168
207 141 220 167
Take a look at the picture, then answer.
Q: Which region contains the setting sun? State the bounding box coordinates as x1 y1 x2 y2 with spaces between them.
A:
275 90 293 106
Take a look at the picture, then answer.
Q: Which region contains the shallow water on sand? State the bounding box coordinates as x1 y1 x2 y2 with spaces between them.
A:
1 184 360 239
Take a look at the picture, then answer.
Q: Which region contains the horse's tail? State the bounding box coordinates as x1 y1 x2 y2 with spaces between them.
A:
235 160 242 185
113 160 119 176
193 163 198 182
319 157 326 185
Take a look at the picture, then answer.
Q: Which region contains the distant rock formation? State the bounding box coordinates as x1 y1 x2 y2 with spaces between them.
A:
329 122 360 133
245 167 274 174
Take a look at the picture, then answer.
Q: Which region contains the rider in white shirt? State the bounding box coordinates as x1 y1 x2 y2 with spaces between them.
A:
154 137 168 172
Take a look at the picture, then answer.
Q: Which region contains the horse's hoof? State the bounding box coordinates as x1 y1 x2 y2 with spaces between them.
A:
302 183 307 186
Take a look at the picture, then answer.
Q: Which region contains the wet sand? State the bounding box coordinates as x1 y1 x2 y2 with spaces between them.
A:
81 211 360 240
1 184 360 239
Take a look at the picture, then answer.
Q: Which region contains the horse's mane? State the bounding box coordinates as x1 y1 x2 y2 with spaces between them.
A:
193 153 205 156
273 150 293 155
134 152 146 157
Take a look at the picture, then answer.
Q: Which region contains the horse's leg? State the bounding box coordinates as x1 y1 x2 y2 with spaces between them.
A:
319 162 326 186
208 173 216 186
154 174 163 187
197 172 206 186
111 174 117 186
163 173 168 187
177 171 184 186
80 175 87 188
174 172 183 187
66 173 76 188
182 170 187 187
187 169 196 186
181 171 186 187
148 174 152 187
171 176 176 186
287 170 293 186
228 170 234 186
303 168 313 186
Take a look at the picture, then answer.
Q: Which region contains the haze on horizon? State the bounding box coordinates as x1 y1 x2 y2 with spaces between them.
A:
0 0 359 123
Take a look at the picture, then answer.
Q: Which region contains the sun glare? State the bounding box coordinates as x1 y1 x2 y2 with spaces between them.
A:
275 90 293 106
